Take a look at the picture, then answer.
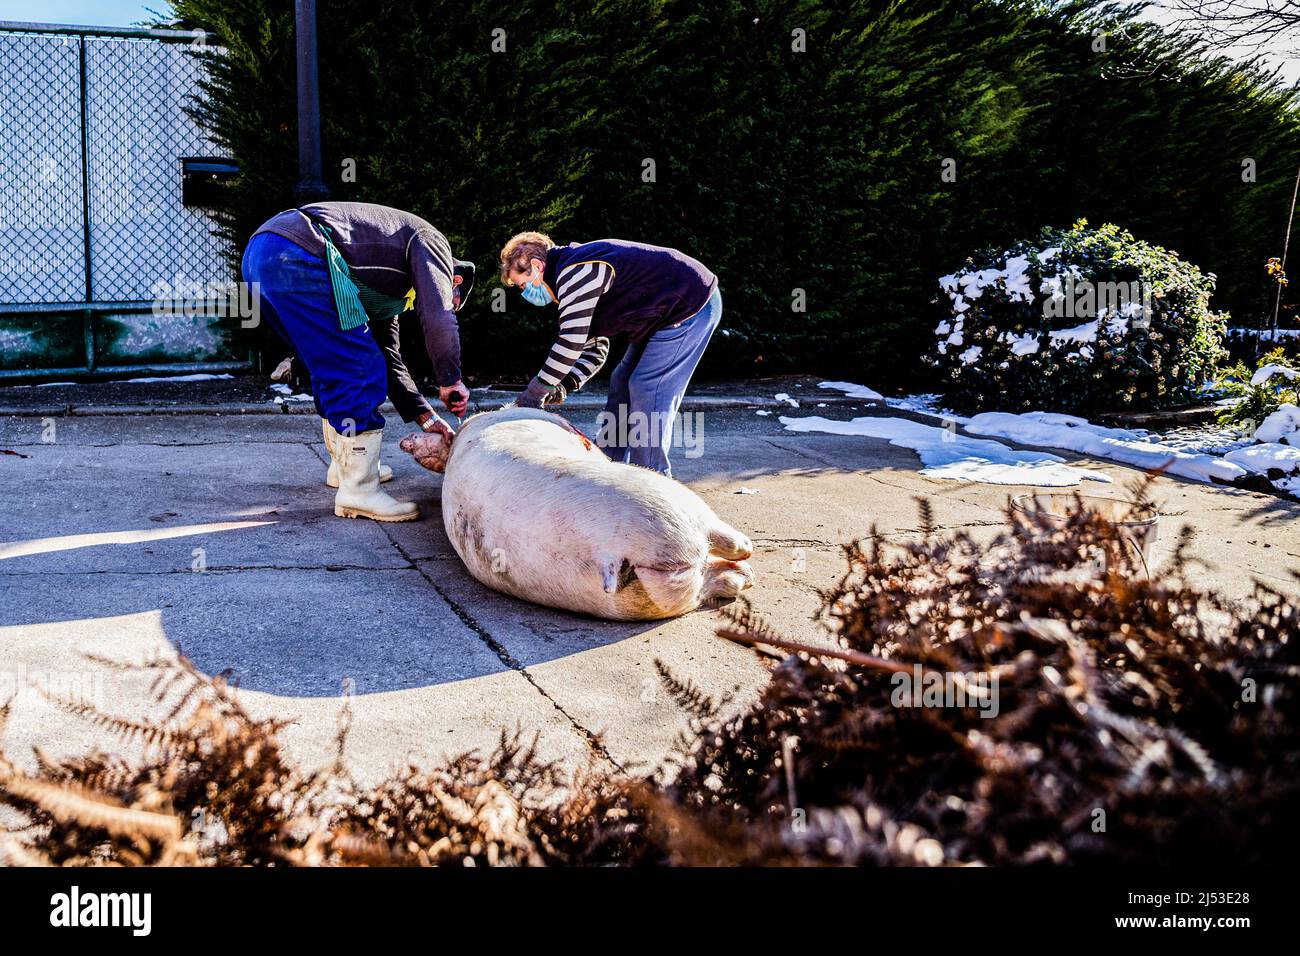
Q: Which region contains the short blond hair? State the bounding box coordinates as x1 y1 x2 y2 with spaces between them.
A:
499 231 555 284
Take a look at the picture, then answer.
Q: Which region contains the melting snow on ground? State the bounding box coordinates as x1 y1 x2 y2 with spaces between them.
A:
964 411 1246 484
125 373 235 383
779 415 1111 486
1256 403 1300 444
818 381 970 423
270 383 313 403
1224 442 1300 475
786 381 1297 496
818 380 884 401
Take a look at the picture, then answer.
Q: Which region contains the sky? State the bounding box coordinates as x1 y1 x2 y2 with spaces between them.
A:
0 1 163 27
1140 2 1300 85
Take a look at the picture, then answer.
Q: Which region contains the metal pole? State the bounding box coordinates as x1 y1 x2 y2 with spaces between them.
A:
293 0 328 203
77 33 97 371
77 34 93 303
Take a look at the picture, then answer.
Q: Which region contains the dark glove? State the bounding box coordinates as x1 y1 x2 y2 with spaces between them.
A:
557 371 583 398
516 376 550 409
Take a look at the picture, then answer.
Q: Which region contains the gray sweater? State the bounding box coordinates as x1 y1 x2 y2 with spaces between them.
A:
254 202 463 419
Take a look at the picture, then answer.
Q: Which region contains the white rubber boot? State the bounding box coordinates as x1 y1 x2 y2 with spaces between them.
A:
324 419 391 488
333 429 420 522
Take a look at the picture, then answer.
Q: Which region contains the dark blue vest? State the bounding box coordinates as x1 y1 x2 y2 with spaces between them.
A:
542 239 717 342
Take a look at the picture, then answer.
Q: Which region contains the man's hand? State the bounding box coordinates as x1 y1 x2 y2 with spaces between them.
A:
417 411 456 441
544 382 568 406
439 381 470 416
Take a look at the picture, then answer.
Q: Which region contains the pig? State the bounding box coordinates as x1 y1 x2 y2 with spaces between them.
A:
399 407 754 620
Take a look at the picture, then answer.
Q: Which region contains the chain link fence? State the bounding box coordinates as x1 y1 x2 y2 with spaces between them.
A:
0 22 248 378
0 30 86 304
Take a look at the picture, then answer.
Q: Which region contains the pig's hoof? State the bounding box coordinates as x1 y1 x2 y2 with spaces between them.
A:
703 559 754 606
708 524 753 560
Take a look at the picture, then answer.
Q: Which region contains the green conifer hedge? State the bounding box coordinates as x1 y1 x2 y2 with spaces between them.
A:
172 0 1300 394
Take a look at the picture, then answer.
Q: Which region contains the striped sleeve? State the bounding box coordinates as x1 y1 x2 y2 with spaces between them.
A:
536 261 614 386
565 337 610 390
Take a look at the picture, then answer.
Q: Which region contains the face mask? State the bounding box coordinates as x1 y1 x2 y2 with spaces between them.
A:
520 267 552 307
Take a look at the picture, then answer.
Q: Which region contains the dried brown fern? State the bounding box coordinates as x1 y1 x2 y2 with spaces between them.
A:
0 493 1295 866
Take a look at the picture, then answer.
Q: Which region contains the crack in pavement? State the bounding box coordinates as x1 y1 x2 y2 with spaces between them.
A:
377 524 621 771
0 439 322 449
764 438 841 469
0 564 415 576
752 538 835 547
890 520 1006 534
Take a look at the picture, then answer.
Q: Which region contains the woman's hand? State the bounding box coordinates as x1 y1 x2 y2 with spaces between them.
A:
515 376 551 409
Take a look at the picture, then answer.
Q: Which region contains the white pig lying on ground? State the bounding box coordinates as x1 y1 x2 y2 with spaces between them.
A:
399 407 754 620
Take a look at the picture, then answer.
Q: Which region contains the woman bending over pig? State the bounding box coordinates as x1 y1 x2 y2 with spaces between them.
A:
499 232 721 477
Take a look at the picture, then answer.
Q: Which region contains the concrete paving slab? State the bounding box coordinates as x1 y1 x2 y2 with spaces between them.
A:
1 400 1295 792
0 438 429 575
413 556 768 772
0 411 326 446
0 578 592 787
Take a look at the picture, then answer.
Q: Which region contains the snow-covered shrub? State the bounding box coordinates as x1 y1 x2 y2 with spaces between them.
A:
1215 348 1300 432
925 221 1227 414
1210 350 1300 496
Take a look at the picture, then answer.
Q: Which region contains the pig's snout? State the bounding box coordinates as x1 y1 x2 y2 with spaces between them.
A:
401 432 451 473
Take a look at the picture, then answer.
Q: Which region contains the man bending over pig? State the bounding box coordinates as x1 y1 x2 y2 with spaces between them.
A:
243 202 474 522
499 232 721 476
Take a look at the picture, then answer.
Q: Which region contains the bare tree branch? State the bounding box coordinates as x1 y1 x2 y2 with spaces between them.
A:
1163 0 1300 56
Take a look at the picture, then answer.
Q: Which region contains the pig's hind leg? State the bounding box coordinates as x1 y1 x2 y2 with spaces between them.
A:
708 521 753 560
702 557 753 607
629 564 707 618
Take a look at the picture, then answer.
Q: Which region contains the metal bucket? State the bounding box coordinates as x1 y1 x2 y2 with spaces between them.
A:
1010 494 1160 573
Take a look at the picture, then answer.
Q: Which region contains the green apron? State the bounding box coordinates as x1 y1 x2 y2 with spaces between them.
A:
316 223 410 331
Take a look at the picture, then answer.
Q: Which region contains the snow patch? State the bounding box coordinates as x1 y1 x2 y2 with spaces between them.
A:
1224 443 1300 475
125 373 234 383
1275 474 1300 495
965 411 1247 484
1251 363 1299 387
819 380 883 401
882 394 972 425
1256 403 1300 444
779 415 1111 486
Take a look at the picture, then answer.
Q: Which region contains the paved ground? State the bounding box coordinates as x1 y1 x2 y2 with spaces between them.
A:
1 378 1297 786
